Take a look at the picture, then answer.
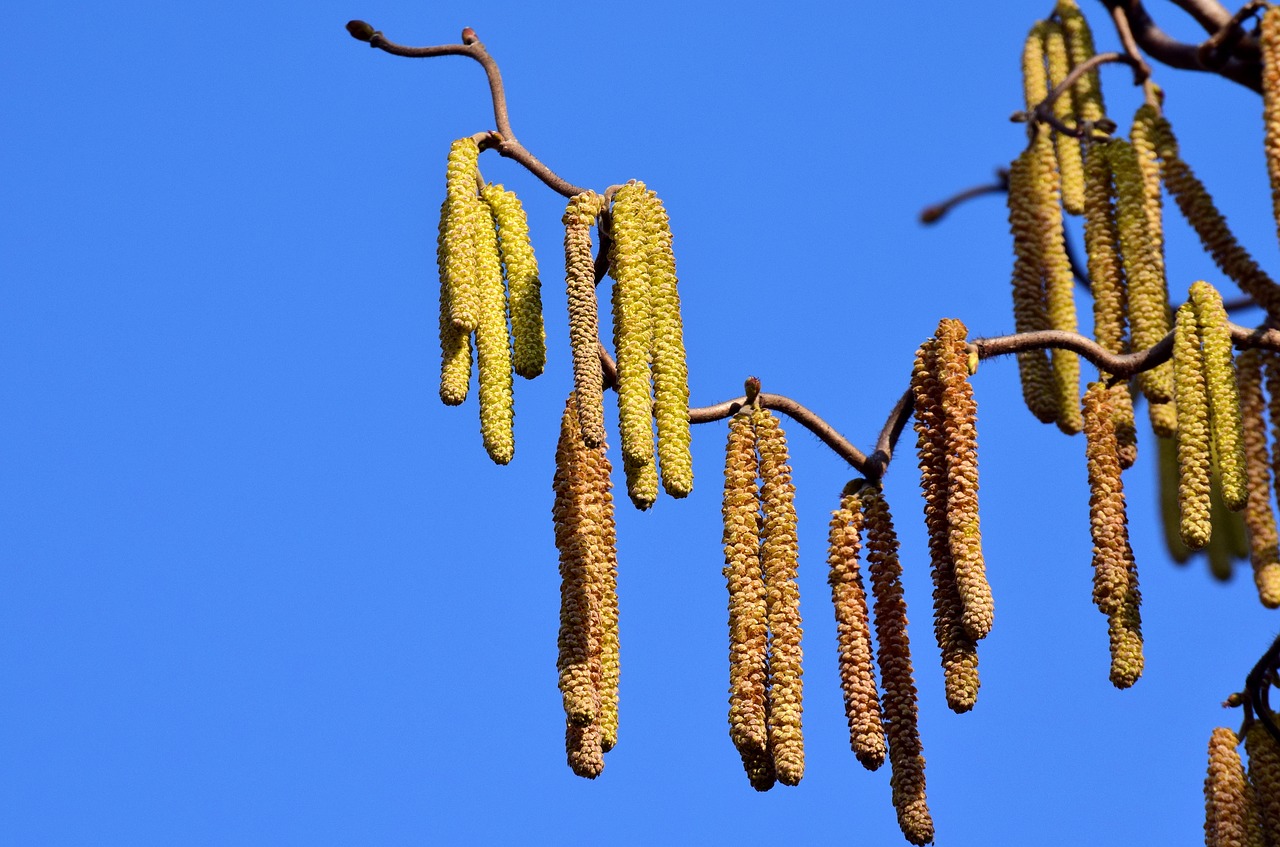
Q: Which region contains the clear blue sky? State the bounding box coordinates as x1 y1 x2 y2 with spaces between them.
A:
5 2 1279 844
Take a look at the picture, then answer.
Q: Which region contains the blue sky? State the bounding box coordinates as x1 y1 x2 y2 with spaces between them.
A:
5 2 1280 844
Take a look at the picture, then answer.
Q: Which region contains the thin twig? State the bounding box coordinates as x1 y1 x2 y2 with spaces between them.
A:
1098 0 1261 92
920 172 1009 224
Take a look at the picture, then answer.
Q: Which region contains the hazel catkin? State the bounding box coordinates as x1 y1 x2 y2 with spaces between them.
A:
441 138 483 333
1191 281 1248 512
563 191 607 448
1262 7 1280 257
473 190 515 465
1246 720 1280 842
437 197 473 407
645 189 693 499
1205 726 1265 847
481 183 546 379
1007 146 1061 425
608 182 657 474
1238 349 1280 608
1174 301 1213 551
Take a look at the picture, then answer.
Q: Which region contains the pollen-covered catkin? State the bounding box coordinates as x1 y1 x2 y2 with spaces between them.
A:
645 189 693 499
827 485 886 768
1261 7 1280 254
1130 105 1166 274
757 409 804 786
481 183 545 379
1110 137 1175 404
1058 0 1105 126
862 485 933 846
1153 117 1280 321
1022 21 1050 114
437 199 473 406
1205 726 1265 847
1174 301 1213 551
608 183 656 474
912 337 980 713
442 138 483 333
722 411 771 789
1045 22 1085 215
1239 349 1280 608
1007 147 1061 425
1083 141 1127 357
473 192 515 465
1191 282 1248 512
563 192 607 448
579 419 621 751
1246 720 1280 842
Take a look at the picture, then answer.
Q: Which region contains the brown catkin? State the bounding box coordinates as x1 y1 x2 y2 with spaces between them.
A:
722 412 771 788
912 337 980 713
1045 21 1085 215
827 486 887 768
481 183 545 379
1265 353 1280 523
1240 349 1280 608
757 409 804 786
566 723 604 780
1111 382 1139 470
645 189 693 499
1262 7 1280 256
1191 282 1248 512
1175 301 1214 551
563 192 607 448
473 192 515 465
1007 147 1061 424
1110 137 1175 404
580 419 621 751
1205 726 1265 847
1246 721 1280 842
863 485 934 846
1153 118 1280 322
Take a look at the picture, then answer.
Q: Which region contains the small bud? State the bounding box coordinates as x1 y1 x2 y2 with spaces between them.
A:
346 20 377 42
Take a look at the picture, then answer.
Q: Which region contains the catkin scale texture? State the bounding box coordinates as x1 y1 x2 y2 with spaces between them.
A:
1058 0 1105 125
1205 726 1265 847
472 196 515 465
1241 349 1280 608
442 138 483 333
1191 282 1248 512
482 183 546 379
1083 142 1128 361
608 183 657 474
1246 721 1280 842
1045 22 1085 216
1262 8 1280 257
1174 302 1213 551
563 192 607 448
437 198 473 406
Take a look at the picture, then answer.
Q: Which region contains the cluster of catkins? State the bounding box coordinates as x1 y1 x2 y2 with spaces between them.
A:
436 137 546 464
1012 1 1280 635
1202 722 1280 846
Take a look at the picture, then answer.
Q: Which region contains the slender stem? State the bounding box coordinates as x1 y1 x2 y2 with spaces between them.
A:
919 171 1008 224
1097 1 1261 92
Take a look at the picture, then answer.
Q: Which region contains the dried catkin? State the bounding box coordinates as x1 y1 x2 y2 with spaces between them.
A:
1246 721 1280 842
862 485 933 846
579 421 621 751
827 485 886 768
1191 282 1248 512
757 409 804 786
481 183 545 379
722 411 772 790
1205 726 1265 847
1110 137 1175 405
473 193 515 465
437 198 473 406
442 138 483 333
1174 301 1214 551
1045 21 1085 216
608 183 656 474
1153 117 1280 322
1265 353 1280 519
1007 147 1061 425
1262 7 1280 257
912 337 980 712
563 191 607 448
1058 0 1105 126
566 723 604 780
1240 349 1280 608
645 189 693 499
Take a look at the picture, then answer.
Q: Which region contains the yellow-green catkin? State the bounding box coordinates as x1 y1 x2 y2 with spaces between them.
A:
1205 726 1266 847
722 411 773 791
1058 0 1105 126
1082 383 1143 688
473 190 514 465
481 183 545 379
1045 21 1085 215
1265 353 1280 518
437 198 473 407
757 409 804 787
1007 147 1061 425
1022 21 1051 115
862 485 934 846
563 191 607 448
1157 433 1194 564
1130 105 1166 276
1174 301 1213 550
827 484 887 769
1262 7 1280 256
912 337 980 713
1246 720 1280 842
1191 282 1248 512
1153 117 1280 321
1110 137 1174 404
645 189 693 499
1240 349 1280 607
442 138 483 333
607 183 656 475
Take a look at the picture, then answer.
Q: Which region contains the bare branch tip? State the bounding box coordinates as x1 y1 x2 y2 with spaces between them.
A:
461 27 479 44
346 20 377 43
744 376 761 405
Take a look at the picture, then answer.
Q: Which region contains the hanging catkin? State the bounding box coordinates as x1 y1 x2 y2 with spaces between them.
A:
827 483 887 768
1130 104 1167 279
563 191 607 448
722 410 773 791
1246 720 1280 843
1152 116 1280 322
437 197 473 407
1044 21 1085 216
757 409 804 787
1057 0 1105 126
1191 282 1248 512
912 336 980 712
1205 726 1265 847
1261 7 1280 256
481 183 545 379
608 183 656 475
645 189 694 499
1007 147 1061 425
473 190 515 465
441 138 483 333
1240 349 1280 608
862 484 933 846
1174 301 1213 550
